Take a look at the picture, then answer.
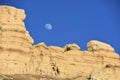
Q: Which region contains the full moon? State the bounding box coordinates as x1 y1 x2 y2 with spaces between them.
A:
45 24 52 30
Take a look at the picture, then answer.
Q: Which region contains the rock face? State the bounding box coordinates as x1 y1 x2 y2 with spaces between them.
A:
0 6 120 80
0 6 34 74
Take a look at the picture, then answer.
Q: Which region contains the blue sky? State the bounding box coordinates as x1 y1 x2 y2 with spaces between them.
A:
0 0 120 54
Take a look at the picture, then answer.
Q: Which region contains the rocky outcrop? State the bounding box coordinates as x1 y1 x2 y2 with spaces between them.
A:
0 6 33 74
87 40 119 59
0 6 33 52
87 40 114 52
0 6 120 80
64 43 80 51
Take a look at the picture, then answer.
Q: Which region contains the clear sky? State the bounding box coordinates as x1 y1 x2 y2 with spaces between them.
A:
0 0 120 54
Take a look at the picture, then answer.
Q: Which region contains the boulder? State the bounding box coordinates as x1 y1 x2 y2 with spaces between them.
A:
64 43 80 51
87 40 114 52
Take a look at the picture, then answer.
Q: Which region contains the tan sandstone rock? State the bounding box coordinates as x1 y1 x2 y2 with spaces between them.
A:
87 40 114 52
0 6 120 80
87 40 119 59
64 43 80 51
0 5 34 74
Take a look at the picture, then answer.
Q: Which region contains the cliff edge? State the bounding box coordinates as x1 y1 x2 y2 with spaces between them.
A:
0 6 120 80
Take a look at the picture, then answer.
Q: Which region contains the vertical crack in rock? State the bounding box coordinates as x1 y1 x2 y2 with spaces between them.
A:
51 61 60 76
49 48 60 76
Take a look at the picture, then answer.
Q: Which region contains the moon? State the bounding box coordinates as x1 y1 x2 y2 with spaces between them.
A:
45 24 52 30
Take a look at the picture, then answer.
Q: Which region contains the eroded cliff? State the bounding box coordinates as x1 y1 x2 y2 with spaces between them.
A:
0 6 120 80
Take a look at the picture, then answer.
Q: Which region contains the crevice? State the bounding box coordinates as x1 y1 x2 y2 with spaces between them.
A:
87 74 92 80
51 62 60 76
1 29 26 34
0 47 30 54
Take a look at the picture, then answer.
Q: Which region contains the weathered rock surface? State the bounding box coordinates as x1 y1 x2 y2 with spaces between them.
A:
0 6 34 74
87 40 114 52
0 6 120 80
64 43 80 51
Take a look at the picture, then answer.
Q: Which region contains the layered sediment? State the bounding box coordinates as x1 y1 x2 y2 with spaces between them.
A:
0 6 33 74
0 6 120 80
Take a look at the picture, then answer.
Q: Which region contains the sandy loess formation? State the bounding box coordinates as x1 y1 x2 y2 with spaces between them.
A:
0 6 120 80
